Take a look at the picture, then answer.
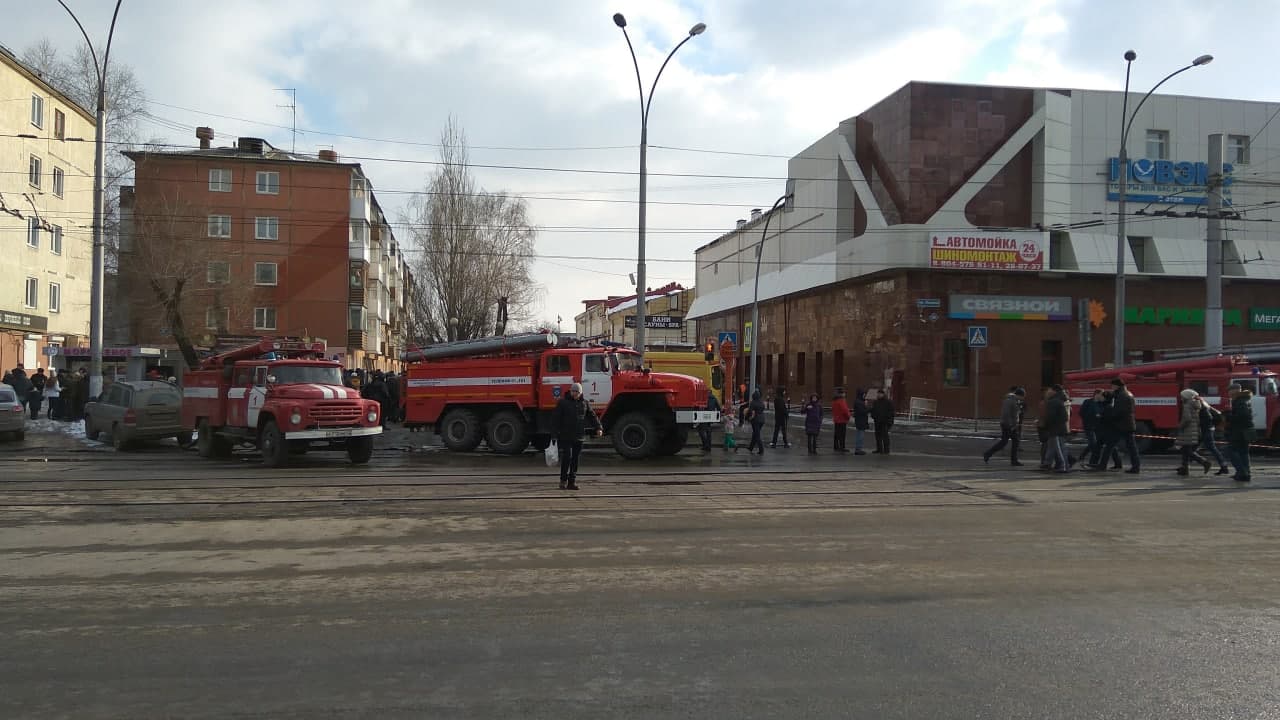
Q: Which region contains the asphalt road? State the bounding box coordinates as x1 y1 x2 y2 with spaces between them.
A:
1 426 1277 719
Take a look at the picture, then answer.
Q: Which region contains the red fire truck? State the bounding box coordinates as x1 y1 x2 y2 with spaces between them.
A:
182 338 383 467
1065 356 1279 450
402 332 719 459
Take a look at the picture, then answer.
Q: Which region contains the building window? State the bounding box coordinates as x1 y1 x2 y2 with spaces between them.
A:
254 262 278 286
51 225 62 255
943 339 967 386
209 168 232 192
25 277 38 308
53 109 65 140
27 217 40 249
348 305 365 331
207 261 230 284
48 283 61 314
30 95 43 128
207 214 232 238
1145 129 1169 160
255 171 280 195
254 216 279 241
52 167 65 197
254 307 277 330
1227 135 1250 165
29 155 41 188
206 307 229 330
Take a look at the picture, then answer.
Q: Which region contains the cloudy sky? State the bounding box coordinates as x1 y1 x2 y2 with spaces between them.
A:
7 0 1277 329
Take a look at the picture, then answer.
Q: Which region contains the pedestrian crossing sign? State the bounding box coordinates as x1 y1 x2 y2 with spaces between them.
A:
967 325 989 348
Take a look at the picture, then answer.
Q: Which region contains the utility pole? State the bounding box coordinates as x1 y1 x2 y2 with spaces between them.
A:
276 88 297 154
1205 133 1224 353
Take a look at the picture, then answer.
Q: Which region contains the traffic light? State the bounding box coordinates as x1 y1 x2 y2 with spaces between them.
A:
704 339 715 361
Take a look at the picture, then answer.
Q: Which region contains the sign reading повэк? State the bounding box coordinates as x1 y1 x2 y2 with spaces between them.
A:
929 231 1046 272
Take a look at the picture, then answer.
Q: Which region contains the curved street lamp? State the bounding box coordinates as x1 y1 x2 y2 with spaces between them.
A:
747 193 792 404
58 0 124 400
613 13 705 359
1112 51 1212 367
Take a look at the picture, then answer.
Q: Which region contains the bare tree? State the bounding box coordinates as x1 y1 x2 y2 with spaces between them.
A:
120 196 254 368
22 40 149 269
404 118 541 345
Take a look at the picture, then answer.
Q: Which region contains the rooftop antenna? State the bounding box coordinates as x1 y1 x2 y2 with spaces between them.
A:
275 88 297 153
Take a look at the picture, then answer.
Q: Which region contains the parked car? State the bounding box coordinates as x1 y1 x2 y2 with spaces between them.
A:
0 383 24 441
84 380 192 450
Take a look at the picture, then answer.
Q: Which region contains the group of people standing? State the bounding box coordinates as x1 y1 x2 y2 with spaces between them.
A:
984 377 1255 482
709 385 897 456
345 369 401 425
2 364 92 422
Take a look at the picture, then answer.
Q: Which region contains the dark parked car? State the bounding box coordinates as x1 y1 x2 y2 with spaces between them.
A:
0 384 24 441
84 380 192 450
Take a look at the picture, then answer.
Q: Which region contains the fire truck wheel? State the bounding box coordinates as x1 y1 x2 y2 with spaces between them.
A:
347 437 374 464
440 409 482 452
612 411 659 459
259 420 290 468
486 410 528 455
655 427 689 456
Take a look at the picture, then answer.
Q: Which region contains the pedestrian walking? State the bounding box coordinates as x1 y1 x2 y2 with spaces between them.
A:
852 388 869 455
722 405 738 451
871 389 895 454
831 388 851 452
1094 378 1141 474
770 386 791 448
698 389 721 451
983 386 1025 466
1175 389 1212 476
44 370 62 420
1085 391 1124 469
802 393 822 454
1196 394 1230 475
1042 385 1071 472
1226 383 1253 482
551 382 602 490
385 372 402 423
361 371 390 427
746 390 767 455
1079 389 1101 464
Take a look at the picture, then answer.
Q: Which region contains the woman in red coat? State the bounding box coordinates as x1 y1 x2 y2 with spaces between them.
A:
831 388 851 452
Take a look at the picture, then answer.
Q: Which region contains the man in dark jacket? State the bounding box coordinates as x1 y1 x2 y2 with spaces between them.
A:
746 389 767 455
28 368 47 420
1094 377 1140 473
698 389 721 452
551 382 602 490
1042 385 1071 472
770 386 791 449
361 371 390 426
1226 383 1253 482
852 389 869 455
9 366 31 413
870 390 895 454
983 386 1025 466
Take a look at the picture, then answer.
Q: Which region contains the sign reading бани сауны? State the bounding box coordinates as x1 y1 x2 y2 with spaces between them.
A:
1107 157 1233 206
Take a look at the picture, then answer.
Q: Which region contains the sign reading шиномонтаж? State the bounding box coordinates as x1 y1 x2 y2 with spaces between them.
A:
929 231 1046 272
948 295 1073 321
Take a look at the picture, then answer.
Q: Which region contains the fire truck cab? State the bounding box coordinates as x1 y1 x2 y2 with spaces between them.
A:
182 339 383 467
1065 356 1279 449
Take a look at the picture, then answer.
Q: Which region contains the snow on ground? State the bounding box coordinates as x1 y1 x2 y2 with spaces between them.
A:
26 417 92 442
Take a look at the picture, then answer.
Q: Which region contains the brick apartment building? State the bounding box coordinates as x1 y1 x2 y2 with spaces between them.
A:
575 282 697 348
688 82 1280 418
117 129 413 371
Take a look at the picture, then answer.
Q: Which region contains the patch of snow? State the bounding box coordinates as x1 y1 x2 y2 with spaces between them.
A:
26 417 97 444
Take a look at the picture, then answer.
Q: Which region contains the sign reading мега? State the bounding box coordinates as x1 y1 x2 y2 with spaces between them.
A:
1251 307 1280 330
624 315 684 330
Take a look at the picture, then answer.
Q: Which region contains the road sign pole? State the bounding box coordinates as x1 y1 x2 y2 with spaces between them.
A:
973 348 980 431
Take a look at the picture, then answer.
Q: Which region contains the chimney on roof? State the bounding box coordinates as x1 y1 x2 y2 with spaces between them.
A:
736 219 746 229
750 208 762 222
195 126 214 150
318 149 338 162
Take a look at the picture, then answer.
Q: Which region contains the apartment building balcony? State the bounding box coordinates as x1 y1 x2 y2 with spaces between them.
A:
346 329 367 351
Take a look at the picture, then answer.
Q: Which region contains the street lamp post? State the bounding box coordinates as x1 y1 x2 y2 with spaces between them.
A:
58 0 124 401
613 13 705 360
1112 50 1213 367
747 194 792 403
